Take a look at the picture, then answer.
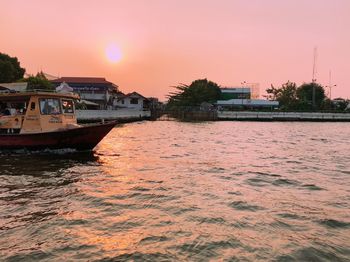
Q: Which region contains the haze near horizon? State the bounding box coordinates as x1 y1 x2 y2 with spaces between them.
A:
1 0 349 100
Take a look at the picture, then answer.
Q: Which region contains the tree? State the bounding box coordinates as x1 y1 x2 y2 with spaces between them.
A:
24 71 54 91
0 52 25 83
296 82 325 110
266 81 298 110
332 98 349 111
266 81 327 111
167 79 221 108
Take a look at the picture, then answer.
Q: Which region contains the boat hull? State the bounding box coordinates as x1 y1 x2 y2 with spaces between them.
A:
0 121 116 151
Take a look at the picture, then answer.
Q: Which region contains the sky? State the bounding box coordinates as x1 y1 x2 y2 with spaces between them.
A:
1 0 349 100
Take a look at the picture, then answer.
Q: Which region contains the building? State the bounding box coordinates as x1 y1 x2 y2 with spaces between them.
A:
217 98 279 109
147 97 163 110
51 77 118 109
217 86 278 109
220 83 259 99
220 87 251 100
114 92 148 110
0 82 28 93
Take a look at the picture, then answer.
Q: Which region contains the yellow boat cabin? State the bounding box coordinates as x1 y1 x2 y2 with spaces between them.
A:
0 92 80 134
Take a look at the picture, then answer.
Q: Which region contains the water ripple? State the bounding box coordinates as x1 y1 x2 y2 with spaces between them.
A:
1 121 350 261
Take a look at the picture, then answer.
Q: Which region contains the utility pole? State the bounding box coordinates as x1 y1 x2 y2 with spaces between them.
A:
241 81 246 110
326 70 336 100
312 47 317 109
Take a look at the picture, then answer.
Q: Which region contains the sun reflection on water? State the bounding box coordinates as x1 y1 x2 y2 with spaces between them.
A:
1 121 350 260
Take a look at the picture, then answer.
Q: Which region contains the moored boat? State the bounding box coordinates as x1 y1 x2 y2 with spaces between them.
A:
0 91 116 150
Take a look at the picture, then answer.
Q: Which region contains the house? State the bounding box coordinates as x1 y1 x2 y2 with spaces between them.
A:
114 92 148 110
51 77 118 109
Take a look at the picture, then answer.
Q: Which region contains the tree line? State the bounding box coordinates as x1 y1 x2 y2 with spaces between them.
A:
2 52 349 111
167 79 348 112
266 81 348 111
0 52 53 90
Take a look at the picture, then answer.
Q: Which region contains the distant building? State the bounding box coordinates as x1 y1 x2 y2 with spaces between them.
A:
147 97 163 110
220 87 251 100
217 86 278 109
114 92 148 110
51 77 118 109
220 83 259 99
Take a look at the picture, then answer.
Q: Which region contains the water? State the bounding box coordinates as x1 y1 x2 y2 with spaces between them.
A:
1 121 350 261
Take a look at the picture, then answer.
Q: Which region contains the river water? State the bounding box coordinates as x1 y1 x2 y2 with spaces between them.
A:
0 121 350 261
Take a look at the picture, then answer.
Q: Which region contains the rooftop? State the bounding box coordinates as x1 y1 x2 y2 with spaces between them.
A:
0 91 79 101
52 77 113 85
221 87 251 93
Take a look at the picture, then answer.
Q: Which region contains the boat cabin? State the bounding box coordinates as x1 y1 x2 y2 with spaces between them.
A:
0 92 79 134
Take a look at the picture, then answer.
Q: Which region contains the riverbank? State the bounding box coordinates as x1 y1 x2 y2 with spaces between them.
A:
218 111 350 121
76 109 151 123
77 109 350 123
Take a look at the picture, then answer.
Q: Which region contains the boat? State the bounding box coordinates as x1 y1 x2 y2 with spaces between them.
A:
0 91 116 150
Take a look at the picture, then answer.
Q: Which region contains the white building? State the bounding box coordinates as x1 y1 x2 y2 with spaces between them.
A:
51 77 119 109
114 92 148 110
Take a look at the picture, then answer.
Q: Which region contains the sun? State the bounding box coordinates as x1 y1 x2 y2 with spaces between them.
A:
105 44 122 63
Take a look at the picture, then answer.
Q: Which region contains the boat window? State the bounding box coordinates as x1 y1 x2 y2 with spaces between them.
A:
39 98 61 115
62 99 74 114
1 102 27 115
30 102 35 110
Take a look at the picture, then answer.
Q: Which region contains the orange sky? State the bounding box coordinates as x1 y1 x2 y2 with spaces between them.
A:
1 0 349 100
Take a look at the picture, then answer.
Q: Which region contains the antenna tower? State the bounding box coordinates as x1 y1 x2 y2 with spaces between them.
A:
312 47 318 108
326 70 336 100
312 47 317 83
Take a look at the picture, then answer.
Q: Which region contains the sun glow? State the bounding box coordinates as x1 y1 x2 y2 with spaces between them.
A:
105 44 122 63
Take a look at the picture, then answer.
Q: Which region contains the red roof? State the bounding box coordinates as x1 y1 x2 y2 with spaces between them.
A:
51 77 113 84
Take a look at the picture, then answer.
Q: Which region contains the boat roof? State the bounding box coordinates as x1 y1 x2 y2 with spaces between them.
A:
0 91 79 101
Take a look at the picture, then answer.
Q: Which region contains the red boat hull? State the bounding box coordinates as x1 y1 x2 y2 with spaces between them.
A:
0 121 116 151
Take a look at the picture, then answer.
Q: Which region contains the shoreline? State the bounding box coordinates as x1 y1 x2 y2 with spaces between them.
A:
217 111 350 122
77 109 350 123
